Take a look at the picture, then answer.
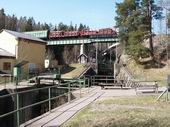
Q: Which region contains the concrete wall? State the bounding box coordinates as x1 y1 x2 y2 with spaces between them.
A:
0 31 46 74
0 31 18 55
0 86 69 127
17 39 46 73
0 89 15 127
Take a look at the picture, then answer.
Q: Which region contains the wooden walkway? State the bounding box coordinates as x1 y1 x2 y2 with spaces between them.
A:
21 86 166 127
21 87 103 127
21 87 139 127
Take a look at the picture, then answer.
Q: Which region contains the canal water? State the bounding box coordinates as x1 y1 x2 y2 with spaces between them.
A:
0 85 71 127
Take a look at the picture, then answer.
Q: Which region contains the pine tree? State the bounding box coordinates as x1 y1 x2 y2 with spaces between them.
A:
0 8 5 30
168 13 170 28
68 22 74 31
115 0 163 60
25 17 35 31
78 23 84 31
0 8 90 32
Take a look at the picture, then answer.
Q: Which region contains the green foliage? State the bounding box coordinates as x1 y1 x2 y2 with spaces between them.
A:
115 0 162 61
0 8 5 30
126 30 150 60
168 13 170 28
78 23 89 31
126 43 150 60
25 17 34 31
0 8 89 32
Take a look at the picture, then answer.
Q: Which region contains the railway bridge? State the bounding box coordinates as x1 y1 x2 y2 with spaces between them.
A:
24 28 119 75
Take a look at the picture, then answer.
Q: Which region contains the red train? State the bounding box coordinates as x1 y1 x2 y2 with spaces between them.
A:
49 28 117 39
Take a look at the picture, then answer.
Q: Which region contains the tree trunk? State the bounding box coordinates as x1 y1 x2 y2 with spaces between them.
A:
148 0 154 59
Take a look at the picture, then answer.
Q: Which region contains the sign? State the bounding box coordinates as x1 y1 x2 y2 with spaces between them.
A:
45 59 50 68
13 67 20 77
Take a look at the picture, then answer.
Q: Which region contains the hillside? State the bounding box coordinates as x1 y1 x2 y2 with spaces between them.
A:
122 55 170 86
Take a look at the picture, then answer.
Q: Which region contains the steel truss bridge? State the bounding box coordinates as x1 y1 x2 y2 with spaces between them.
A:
24 29 118 45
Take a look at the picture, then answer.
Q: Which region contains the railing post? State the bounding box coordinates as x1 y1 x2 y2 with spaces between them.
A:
88 78 90 93
106 76 107 84
166 87 169 102
48 87 51 112
84 77 86 88
17 93 20 127
79 80 82 98
68 83 71 103
4 77 6 89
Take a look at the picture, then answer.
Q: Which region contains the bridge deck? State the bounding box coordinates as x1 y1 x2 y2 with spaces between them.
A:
48 38 118 45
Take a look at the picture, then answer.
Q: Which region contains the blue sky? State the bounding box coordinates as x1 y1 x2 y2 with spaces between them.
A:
0 0 122 29
0 0 167 33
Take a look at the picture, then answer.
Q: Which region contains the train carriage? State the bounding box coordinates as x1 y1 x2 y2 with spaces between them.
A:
48 28 117 39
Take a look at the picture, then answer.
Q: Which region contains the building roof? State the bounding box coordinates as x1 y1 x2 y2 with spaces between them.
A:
14 60 29 67
77 53 88 58
2 29 46 44
0 48 15 58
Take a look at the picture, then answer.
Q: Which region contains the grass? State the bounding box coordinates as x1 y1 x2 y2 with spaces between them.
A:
61 64 87 79
62 95 170 127
124 58 170 86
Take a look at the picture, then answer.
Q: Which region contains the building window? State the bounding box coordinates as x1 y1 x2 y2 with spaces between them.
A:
3 62 11 70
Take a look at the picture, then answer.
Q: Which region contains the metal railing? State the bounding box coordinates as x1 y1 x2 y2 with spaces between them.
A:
0 74 13 88
91 75 140 88
0 78 90 127
91 75 116 86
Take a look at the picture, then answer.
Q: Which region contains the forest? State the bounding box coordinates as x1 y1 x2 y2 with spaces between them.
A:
0 8 89 32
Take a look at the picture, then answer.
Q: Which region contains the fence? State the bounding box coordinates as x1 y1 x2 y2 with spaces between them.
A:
0 74 13 89
0 78 90 127
90 75 115 86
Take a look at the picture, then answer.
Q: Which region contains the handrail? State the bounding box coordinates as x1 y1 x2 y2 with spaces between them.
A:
0 109 18 118
0 81 76 98
0 77 89 127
